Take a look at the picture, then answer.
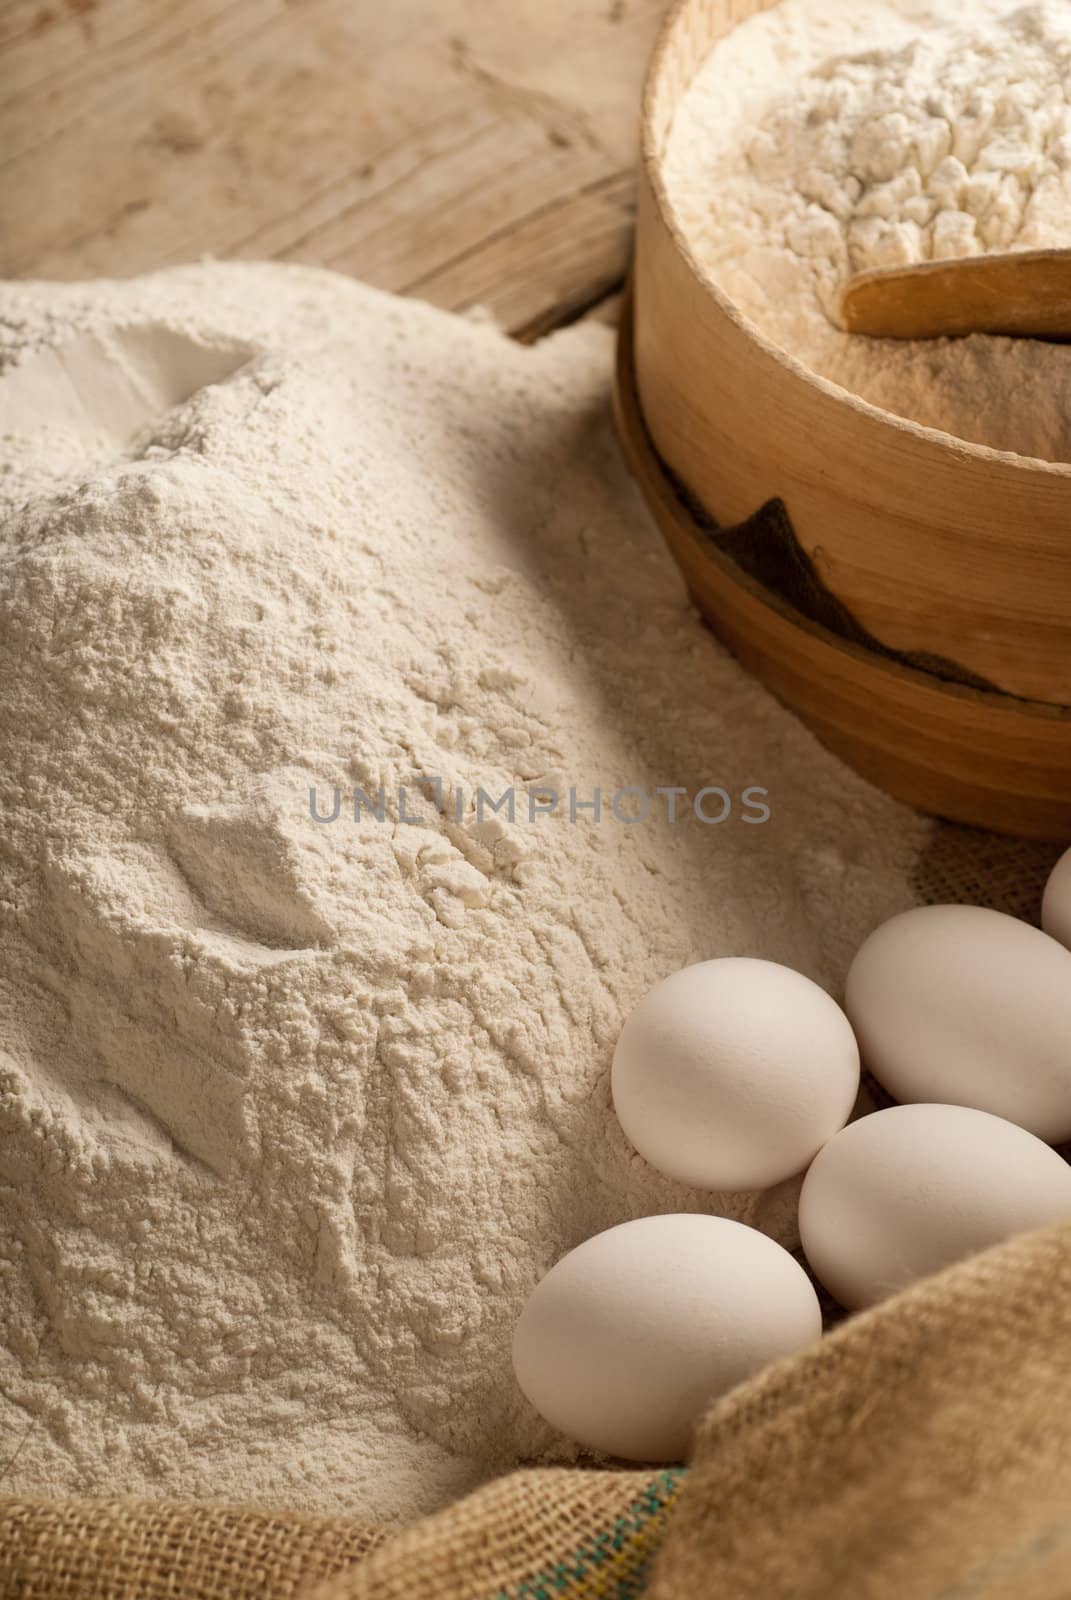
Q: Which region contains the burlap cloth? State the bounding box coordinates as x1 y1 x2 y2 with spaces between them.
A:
0 1502 389 1600
4 1217 1071 1600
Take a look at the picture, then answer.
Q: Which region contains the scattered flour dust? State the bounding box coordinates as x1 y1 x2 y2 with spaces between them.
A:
663 0 1071 462
0 262 926 1519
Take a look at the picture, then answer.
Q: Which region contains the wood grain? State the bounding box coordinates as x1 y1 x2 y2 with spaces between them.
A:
0 0 665 337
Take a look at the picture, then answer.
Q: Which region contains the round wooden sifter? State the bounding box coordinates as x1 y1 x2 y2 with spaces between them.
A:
613 0 1071 841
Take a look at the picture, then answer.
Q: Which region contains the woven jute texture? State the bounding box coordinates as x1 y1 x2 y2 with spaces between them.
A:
306 1464 682 1600
913 823 1063 926
0 1498 389 1600
649 1218 1071 1600
0 1471 679 1600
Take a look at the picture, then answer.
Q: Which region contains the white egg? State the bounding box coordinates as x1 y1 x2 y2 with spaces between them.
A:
845 905 1071 1142
799 1103 1071 1310
611 958 859 1191
512 1214 821 1461
1042 846 1071 951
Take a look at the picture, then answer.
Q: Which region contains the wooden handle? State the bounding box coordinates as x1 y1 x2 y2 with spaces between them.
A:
840 248 1071 341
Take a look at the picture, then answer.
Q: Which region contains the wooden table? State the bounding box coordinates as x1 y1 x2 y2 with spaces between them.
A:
1 0 666 337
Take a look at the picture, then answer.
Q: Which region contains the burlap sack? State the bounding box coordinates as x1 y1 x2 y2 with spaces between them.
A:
0 1472 679 1600
304 1464 683 1600
0 1500 388 1599
911 823 1062 927
4 1220 1071 1600
649 1217 1071 1600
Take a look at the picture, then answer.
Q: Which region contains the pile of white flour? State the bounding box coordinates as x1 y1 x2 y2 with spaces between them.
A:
663 0 1071 462
0 263 930 1519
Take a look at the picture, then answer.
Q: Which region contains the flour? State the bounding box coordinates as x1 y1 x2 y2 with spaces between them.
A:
0 263 928 1518
663 0 1071 462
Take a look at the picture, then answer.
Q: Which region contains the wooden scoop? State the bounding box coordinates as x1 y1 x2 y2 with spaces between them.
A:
839 247 1071 341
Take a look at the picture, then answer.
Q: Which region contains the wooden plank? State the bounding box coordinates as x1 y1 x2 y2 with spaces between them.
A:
0 0 665 335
